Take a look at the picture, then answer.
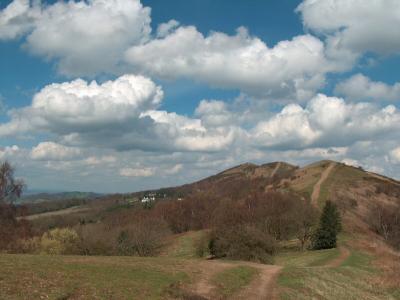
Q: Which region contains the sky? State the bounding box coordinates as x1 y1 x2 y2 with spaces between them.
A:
0 0 400 193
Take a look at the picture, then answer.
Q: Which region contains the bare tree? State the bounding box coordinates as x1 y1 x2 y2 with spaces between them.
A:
0 161 30 251
0 161 25 203
294 201 318 250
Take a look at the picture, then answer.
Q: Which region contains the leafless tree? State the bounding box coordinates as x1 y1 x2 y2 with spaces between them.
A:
0 161 25 203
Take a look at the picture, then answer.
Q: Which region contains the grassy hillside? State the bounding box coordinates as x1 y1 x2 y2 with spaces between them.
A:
5 159 400 299
0 254 191 299
1 235 399 300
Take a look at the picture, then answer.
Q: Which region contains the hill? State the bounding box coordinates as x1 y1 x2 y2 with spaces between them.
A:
22 159 400 243
19 191 103 203
5 159 399 299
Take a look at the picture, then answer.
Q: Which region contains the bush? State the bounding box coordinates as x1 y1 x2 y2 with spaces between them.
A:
39 228 80 255
116 219 170 256
195 232 211 258
0 203 32 252
77 215 170 256
208 225 276 264
369 204 400 250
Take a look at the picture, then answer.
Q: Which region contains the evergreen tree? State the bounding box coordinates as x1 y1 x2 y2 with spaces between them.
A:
312 200 341 250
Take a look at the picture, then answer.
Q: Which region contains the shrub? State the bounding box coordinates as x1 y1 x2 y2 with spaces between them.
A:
195 232 211 258
116 218 170 256
0 203 33 252
77 214 170 256
369 204 400 250
208 225 276 264
40 228 80 255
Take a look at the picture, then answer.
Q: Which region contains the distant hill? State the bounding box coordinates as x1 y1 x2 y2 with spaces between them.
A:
23 160 400 238
19 191 103 203
129 159 400 234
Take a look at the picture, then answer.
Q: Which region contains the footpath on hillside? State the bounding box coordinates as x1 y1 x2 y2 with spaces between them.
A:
325 247 351 268
311 162 336 206
190 245 349 300
270 162 281 178
191 260 282 300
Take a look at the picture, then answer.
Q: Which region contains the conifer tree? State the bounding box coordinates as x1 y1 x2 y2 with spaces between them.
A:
312 200 341 250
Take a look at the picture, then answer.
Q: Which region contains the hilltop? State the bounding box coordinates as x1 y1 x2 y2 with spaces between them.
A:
2 159 400 299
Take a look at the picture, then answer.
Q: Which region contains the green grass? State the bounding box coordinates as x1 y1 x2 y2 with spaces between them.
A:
318 163 365 206
164 230 206 259
278 266 387 300
213 266 258 297
276 248 340 268
276 246 393 300
0 254 191 300
341 250 374 271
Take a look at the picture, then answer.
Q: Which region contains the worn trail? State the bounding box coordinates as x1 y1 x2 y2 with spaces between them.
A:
190 260 282 300
311 162 336 206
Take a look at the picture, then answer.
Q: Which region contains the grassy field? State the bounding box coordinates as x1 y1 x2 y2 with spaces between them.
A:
276 247 399 300
212 266 258 297
162 230 206 259
1 230 398 300
0 254 193 300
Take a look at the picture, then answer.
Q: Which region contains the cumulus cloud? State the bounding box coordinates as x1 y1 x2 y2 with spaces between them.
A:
0 0 151 76
120 167 154 177
195 100 233 127
141 110 238 152
0 0 39 40
31 142 82 161
156 19 179 38
0 145 20 160
251 94 400 149
84 155 117 166
0 0 341 100
389 147 400 164
0 74 162 137
126 26 333 100
297 0 400 68
0 74 237 153
335 74 400 102
164 163 183 175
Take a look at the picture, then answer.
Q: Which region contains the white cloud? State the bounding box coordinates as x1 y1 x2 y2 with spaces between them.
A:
164 164 183 175
125 26 332 100
341 158 360 168
84 155 117 165
0 74 163 137
0 0 39 40
0 74 237 153
0 145 20 160
1 0 340 100
335 74 400 102
390 147 400 164
252 94 400 149
31 142 82 161
297 0 400 67
120 167 154 177
0 0 151 76
195 100 233 127
156 19 179 38
142 110 238 152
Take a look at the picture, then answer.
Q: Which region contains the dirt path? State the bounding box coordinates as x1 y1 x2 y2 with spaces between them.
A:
326 247 351 268
190 261 282 300
311 162 336 206
234 263 282 300
270 162 281 178
191 260 235 298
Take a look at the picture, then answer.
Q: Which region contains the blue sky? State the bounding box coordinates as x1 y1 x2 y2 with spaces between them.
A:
1 0 400 193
